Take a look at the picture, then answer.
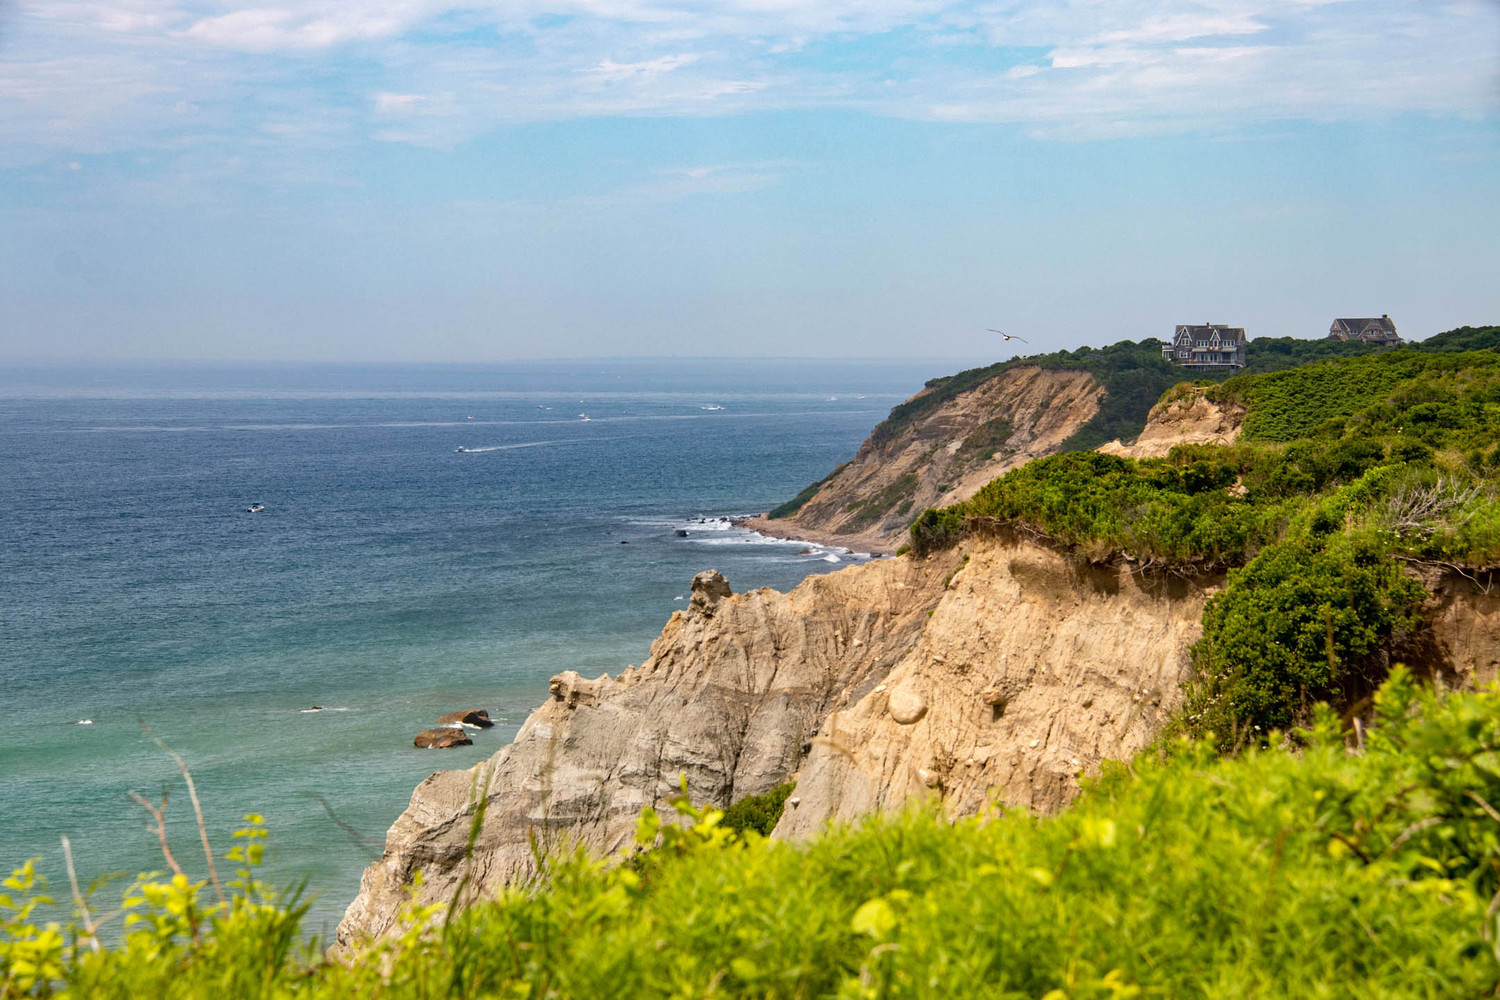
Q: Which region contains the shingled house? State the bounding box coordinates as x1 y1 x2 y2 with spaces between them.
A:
1328 315 1402 347
1161 323 1248 369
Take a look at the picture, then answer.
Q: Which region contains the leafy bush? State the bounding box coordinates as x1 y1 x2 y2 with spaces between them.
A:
926 450 1284 569
1409 324 1500 353
718 783 795 837
1186 536 1428 749
908 506 966 556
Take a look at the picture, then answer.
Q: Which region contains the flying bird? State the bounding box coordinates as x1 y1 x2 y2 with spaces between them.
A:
987 328 1028 343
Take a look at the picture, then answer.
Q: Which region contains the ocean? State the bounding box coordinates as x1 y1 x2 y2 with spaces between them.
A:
0 358 942 937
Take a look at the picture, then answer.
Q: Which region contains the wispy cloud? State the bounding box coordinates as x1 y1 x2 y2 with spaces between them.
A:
1 0 1496 164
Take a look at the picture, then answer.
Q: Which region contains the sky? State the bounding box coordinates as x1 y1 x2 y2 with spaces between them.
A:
1 0 1498 362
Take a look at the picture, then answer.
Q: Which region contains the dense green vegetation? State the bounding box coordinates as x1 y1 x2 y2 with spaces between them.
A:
1404 325 1500 354
718 782 795 837
911 344 1500 747
1186 535 1428 747
8 671 1500 997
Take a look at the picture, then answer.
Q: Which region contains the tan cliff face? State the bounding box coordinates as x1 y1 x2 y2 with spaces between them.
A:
1098 388 1245 460
744 367 1104 552
775 539 1219 837
337 555 964 946
339 535 1225 946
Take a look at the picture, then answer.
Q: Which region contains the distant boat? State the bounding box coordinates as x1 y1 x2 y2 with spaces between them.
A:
826 396 839 402
454 446 469 453
246 503 265 513
579 414 592 422
700 405 724 411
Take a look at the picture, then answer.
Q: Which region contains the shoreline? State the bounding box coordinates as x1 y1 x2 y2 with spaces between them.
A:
733 513 898 557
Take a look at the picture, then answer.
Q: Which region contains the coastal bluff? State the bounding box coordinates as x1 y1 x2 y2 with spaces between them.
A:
338 532 1231 945
337 554 963 945
340 367 1500 945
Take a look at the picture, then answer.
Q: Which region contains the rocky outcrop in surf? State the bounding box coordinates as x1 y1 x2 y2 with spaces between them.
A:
414 728 473 749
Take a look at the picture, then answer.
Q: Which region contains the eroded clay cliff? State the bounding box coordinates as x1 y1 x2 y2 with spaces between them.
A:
743 366 1104 551
776 539 1218 837
337 555 963 945
1097 388 1245 460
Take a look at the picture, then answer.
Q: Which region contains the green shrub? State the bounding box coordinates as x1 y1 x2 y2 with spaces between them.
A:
908 506 965 556
719 783 795 837
1186 536 1427 748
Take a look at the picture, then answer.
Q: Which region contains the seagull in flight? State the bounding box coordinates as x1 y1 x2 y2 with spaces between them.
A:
987 328 1028 343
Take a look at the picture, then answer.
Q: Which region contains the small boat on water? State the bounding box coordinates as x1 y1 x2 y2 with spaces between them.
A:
455 446 469 453
579 414 592 422
246 503 265 513
700 405 724 411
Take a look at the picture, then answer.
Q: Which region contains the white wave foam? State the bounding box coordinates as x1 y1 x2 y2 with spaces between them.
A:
456 438 612 454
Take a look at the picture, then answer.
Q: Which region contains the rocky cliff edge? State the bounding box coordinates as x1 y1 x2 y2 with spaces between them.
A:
337 553 963 945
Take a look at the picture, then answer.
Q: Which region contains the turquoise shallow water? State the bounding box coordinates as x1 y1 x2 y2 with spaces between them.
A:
0 359 939 937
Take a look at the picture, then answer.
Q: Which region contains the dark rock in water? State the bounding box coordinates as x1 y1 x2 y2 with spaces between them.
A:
414 727 472 749
437 709 494 728
619 540 629 544
675 529 689 537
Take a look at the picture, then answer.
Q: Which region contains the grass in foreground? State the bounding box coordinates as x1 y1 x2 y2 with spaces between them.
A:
6 669 1500 998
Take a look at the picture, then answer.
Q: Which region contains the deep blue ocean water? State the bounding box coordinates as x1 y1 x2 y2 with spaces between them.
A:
0 359 945 936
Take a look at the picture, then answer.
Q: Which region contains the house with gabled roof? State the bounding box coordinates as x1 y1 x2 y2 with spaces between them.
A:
1328 315 1402 347
1161 323 1247 369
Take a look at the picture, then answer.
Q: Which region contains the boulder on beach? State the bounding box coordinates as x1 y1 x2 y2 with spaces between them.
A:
414 727 472 749
436 709 494 728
